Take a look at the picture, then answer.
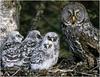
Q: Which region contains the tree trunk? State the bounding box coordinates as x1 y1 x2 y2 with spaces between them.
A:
0 0 20 47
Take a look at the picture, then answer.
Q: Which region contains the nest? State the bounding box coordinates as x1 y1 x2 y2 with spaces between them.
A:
1 57 99 76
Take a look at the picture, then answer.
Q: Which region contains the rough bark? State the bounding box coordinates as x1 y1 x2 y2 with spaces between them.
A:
0 0 19 47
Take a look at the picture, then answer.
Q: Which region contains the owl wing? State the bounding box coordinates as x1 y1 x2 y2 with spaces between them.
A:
31 49 50 64
1 42 13 61
61 23 86 61
1 42 22 67
1 42 11 67
79 22 99 57
21 39 37 57
20 39 39 68
30 50 45 64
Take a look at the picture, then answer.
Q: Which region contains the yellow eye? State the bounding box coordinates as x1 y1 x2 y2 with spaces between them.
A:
77 12 80 16
75 9 80 16
76 11 82 18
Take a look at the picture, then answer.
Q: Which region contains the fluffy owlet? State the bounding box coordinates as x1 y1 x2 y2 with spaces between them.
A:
61 2 99 67
1 31 23 68
30 32 59 70
44 32 60 66
20 30 42 68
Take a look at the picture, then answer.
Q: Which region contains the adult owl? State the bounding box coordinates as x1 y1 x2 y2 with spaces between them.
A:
1 31 23 68
30 32 59 70
61 2 99 67
20 30 42 69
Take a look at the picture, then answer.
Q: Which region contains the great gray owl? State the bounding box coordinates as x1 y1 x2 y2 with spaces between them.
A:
61 2 99 67
44 32 59 66
30 32 59 70
20 30 42 68
1 31 23 68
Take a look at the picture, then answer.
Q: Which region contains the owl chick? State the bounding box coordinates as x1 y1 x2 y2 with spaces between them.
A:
1 31 23 68
31 32 59 70
20 30 42 68
44 32 60 66
61 2 99 67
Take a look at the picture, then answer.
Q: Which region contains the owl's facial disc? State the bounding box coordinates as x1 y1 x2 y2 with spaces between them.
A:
43 41 52 49
47 36 58 42
44 43 52 49
15 34 23 43
69 9 79 25
8 31 23 43
62 2 86 27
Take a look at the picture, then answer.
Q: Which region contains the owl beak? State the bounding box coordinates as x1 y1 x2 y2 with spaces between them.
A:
44 44 50 49
44 41 52 49
51 38 54 42
71 16 76 25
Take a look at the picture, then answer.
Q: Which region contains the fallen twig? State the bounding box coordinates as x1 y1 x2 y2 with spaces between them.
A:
56 59 65 68
72 62 83 71
76 72 93 76
59 69 73 72
11 68 21 76
48 68 73 73
4 71 10 76
89 65 98 72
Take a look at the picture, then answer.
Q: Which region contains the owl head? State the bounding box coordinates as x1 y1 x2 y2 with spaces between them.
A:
61 2 89 27
25 30 42 42
6 31 23 43
44 32 59 46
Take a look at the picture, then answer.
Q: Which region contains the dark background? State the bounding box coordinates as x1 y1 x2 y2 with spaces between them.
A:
19 1 99 58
